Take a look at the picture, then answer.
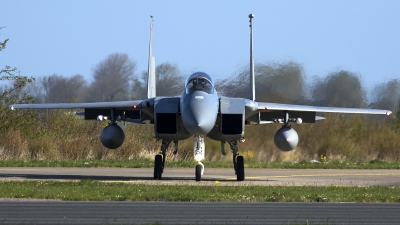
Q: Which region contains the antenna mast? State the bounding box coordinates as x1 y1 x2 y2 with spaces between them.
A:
249 14 255 101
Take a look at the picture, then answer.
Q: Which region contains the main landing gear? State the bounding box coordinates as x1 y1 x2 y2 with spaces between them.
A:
227 140 245 181
154 139 177 180
153 137 245 182
193 136 244 182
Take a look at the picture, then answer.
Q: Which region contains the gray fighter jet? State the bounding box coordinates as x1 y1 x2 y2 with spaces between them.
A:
9 15 392 181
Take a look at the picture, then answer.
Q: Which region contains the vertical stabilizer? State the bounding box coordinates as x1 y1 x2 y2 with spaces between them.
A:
249 14 255 101
147 15 156 99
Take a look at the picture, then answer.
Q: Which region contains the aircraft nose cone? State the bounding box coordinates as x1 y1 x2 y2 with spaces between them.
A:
182 97 217 135
187 110 212 135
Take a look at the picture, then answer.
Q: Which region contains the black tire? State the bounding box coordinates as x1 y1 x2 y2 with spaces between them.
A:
154 154 163 180
195 165 202 182
236 155 245 181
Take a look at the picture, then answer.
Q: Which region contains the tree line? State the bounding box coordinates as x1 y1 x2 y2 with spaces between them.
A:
18 53 185 104
2 25 398 114
7 52 398 115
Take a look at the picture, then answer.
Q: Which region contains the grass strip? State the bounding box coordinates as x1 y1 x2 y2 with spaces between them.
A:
0 159 399 169
1 180 400 202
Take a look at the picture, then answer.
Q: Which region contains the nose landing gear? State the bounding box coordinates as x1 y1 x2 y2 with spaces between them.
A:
194 135 205 181
195 161 204 181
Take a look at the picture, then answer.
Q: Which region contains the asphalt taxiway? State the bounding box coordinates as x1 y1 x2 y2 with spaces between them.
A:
1 201 399 224
1 167 400 186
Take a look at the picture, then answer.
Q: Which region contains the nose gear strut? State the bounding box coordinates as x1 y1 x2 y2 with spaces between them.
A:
194 135 205 181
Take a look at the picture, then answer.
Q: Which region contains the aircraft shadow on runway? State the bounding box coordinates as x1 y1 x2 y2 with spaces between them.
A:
0 173 277 183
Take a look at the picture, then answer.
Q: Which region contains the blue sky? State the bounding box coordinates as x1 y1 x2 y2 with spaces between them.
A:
1 0 399 90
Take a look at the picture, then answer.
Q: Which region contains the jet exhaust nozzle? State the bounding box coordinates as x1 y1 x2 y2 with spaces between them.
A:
274 127 299 151
100 124 125 149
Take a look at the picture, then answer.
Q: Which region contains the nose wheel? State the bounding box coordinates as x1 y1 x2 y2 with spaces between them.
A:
193 135 205 181
195 162 204 181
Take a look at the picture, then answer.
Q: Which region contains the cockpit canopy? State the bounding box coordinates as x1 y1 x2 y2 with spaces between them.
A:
185 72 214 94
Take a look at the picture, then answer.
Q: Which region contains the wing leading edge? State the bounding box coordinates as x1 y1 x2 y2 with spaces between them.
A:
256 102 392 116
9 100 144 110
9 100 149 123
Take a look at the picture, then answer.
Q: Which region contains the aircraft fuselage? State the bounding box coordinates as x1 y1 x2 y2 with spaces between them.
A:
180 72 219 135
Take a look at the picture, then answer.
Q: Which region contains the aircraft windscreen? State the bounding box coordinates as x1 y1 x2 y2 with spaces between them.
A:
185 72 214 94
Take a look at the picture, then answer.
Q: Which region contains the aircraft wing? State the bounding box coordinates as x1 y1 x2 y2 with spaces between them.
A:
245 101 392 124
256 102 392 115
9 100 151 123
9 100 144 110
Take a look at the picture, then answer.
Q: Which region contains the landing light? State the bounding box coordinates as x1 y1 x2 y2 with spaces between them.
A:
97 115 108 121
194 154 204 162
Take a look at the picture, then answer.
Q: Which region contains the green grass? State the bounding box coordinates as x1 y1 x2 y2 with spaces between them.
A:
0 159 399 169
1 180 400 202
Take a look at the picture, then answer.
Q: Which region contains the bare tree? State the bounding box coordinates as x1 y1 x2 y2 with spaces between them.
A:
369 79 400 113
311 70 366 108
87 53 136 102
216 64 251 98
23 81 45 103
131 74 146 100
217 61 307 104
156 62 185 96
39 74 87 103
257 61 307 103
132 62 185 99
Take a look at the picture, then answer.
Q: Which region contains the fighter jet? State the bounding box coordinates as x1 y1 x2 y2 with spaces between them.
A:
9 15 392 181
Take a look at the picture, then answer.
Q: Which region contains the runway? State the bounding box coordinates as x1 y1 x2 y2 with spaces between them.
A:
1 167 400 186
1 201 400 224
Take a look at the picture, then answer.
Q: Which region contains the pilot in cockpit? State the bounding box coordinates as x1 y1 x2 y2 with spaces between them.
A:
186 74 213 94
